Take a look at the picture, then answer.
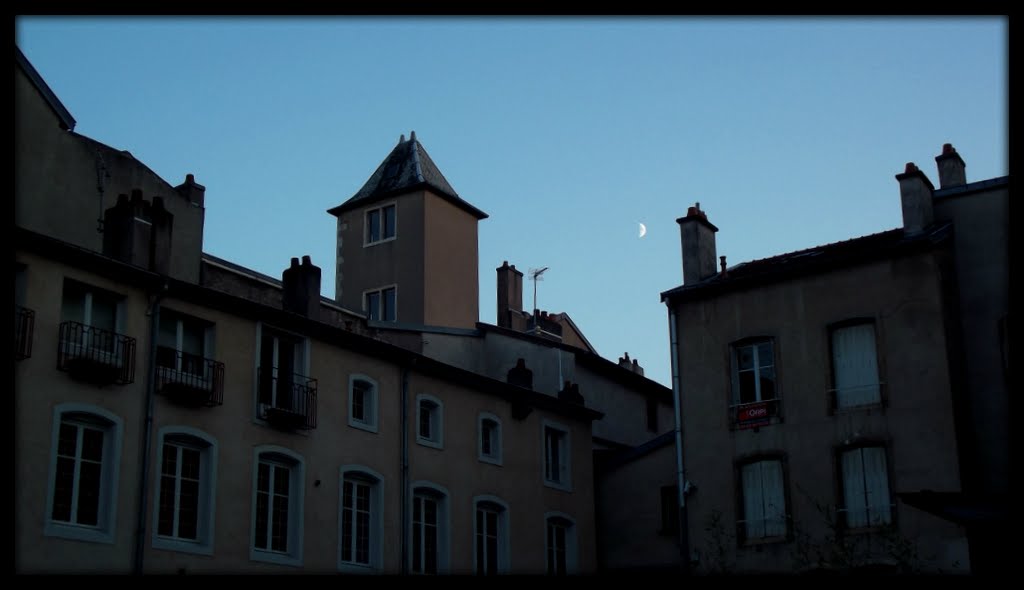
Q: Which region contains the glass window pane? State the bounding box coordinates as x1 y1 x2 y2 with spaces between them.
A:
737 345 754 370
158 473 176 536
383 288 396 322
383 205 396 239
80 427 104 462
738 370 757 404
367 209 381 243
76 461 102 525
51 456 76 522
759 366 776 401
178 479 200 539
367 292 380 321
757 342 773 368
57 423 78 457
91 294 117 333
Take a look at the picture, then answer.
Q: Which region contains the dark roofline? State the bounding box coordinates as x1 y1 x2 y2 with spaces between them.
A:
326 182 489 220
661 223 953 305
18 227 600 424
596 431 675 475
16 45 76 131
933 175 1009 200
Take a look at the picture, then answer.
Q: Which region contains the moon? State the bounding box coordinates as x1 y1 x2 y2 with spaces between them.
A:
638 222 647 238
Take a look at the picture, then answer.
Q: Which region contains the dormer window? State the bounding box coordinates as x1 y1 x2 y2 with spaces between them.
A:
365 204 396 245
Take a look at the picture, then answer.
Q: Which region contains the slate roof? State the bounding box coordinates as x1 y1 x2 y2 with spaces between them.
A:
328 133 488 219
661 222 953 303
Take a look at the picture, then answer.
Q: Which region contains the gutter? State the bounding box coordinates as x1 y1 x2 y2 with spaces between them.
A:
400 364 410 574
668 308 690 573
133 282 167 573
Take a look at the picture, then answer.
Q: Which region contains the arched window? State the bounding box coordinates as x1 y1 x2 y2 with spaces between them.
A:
339 465 384 572
152 427 218 555
478 413 502 466
544 512 578 575
411 482 449 574
251 446 305 566
473 496 509 575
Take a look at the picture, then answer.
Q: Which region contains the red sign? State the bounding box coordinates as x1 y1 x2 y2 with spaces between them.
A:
737 401 771 429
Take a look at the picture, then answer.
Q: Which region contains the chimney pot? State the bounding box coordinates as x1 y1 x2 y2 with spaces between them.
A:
943 143 955 155
302 255 312 266
410 130 417 141
186 173 195 183
291 257 300 268
935 142 967 189
399 134 405 144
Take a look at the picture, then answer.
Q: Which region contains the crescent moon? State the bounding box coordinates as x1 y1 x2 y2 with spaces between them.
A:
638 222 647 238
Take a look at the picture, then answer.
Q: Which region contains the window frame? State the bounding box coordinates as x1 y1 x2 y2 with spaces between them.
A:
416 394 445 450
541 419 572 491
472 495 510 575
363 285 398 322
151 426 218 555
478 412 503 466
348 374 380 433
735 454 791 545
338 465 384 573
253 322 312 428
543 512 578 575
364 202 398 246
250 445 305 566
409 481 450 575
728 336 782 429
836 443 895 532
828 318 885 413
44 403 124 544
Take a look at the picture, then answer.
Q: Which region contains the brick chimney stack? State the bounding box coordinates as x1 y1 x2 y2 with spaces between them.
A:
282 255 322 320
934 143 967 189
677 202 719 285
895 162 935 234
496 261 524 328
102 189 173 274
174 173 206 207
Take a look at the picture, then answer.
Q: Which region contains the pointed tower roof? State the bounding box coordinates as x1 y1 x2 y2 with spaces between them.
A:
328 132 488 219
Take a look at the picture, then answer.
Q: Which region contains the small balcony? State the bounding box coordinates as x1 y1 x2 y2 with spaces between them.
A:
58 321 136 385
257 366 317 430
156 346 225 407
15 305 35 360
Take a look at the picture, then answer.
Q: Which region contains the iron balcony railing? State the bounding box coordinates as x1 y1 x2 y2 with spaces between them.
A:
58 321 136 385
257 366 317 430
155 346 225 407
15 305 35 360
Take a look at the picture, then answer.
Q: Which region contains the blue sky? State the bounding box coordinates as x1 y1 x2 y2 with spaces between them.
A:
16 17 1008 387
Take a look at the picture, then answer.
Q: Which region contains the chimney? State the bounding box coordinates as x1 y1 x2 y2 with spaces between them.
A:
618 352 632 370
557 381 584 405
507 358 534 390
282 255 322 319
174 173 206 208
934 143 967 189
150 197 173 276
895 162 935 234
102 189 174 274
496 261 524 328
632 358 644 377
677 202 719 285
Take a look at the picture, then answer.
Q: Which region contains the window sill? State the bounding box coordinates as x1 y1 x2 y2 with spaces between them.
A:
44 521 115 544
363 237 397 248
832 403 885 416
348 419 379 434
416 437 443 450
153 535 213 556
741 535 789 547
478 455 503 467
250 548 303 567
543 479 573 493
339 561 380 574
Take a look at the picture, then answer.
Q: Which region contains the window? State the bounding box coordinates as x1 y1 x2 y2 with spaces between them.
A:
542 420 571 491
44 404 123 544
348 375 379 433
659 485 679 536
59 279 133 380
339 466 383 572
474 497 509 575
251 446 304 566
831 322 882 409
256 323 316 430
739 458 788 542
645 397 659 432
478 413 502 465
365 203 396 245
365 286 397 322
730 338 780 428
61 279 121 337
157 310 213 374
416 394 444 449
153 427 217 555
840 446 892 529
544 513 577 575
411 483 449 574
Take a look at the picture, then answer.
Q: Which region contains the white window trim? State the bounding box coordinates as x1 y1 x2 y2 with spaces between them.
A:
543 511 579 575
472 495 510 575
338 465 384 573
252 322 311 429
730 338 777 406
151 426 218 556
541 419 572 492
44 403 124 544
477 412 503 466
362 284 399 323
363 201 398 247
348 374 380 433
250 445 305 567
409 480 450 574
415 394 445 450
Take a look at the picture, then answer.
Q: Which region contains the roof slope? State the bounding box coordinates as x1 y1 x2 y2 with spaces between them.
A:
328 133 488 219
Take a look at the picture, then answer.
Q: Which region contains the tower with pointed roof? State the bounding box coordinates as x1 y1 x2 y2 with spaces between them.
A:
328 132 488 331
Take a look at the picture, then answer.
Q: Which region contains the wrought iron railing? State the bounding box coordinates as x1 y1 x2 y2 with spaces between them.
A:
155 346 225 406
15 305 35 360
257 366 317 430
58 321 136 385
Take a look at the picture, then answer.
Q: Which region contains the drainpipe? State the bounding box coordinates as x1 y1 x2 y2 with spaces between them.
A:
668 308 691 574
400 363 410 574
133 283 166 574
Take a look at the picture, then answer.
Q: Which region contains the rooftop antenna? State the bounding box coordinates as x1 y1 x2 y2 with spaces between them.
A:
529 266 549 315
